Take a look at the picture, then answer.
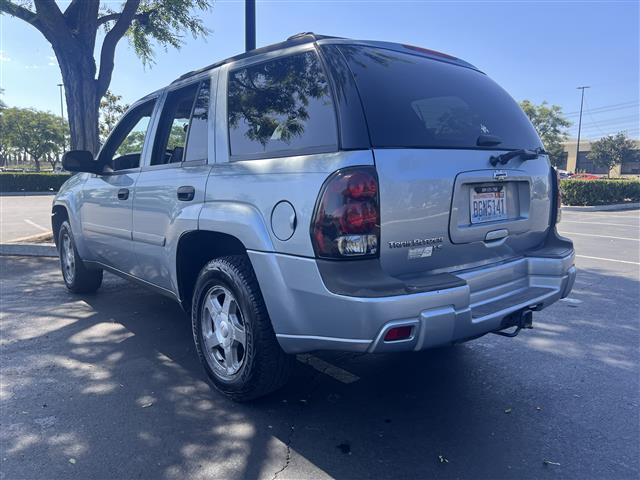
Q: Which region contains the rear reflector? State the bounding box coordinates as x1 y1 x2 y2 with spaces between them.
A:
384 326 413 342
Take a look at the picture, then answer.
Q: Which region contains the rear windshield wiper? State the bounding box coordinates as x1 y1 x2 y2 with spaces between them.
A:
490 147 546 166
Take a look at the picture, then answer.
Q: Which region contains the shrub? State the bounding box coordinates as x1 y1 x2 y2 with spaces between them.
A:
0 172 71 193
560 178 640 206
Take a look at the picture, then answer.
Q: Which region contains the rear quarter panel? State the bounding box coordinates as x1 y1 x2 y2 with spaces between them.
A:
202 150 375 256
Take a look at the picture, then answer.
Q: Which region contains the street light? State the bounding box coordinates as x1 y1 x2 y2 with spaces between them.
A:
245 0 255 52
575 86 590 170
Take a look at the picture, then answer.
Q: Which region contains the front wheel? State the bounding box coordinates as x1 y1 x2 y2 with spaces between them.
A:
58 221 103 293
191 255 292 401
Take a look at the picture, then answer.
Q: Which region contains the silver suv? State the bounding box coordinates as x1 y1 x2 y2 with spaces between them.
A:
54 34 576 400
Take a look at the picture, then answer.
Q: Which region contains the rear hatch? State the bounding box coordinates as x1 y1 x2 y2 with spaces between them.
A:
336 44 551 277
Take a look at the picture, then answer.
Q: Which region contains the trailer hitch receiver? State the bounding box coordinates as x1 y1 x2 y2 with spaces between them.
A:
492 309 534 338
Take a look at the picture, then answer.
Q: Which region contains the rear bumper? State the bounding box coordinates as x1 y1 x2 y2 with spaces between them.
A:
249 249 575 354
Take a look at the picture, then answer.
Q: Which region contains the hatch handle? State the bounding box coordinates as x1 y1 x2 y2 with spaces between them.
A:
485 229 509 242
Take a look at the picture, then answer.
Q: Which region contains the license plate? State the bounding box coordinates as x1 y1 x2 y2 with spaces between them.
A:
470 186 507 224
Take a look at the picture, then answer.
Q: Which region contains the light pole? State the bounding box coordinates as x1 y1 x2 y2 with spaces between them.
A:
575 86 590 170
245 0 255 52
57 83 66 153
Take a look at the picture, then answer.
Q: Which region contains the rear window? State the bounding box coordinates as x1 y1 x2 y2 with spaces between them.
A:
338 45 542 150
227 50 338 159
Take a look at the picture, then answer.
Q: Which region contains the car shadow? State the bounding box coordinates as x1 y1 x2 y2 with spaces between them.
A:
1 256 638 479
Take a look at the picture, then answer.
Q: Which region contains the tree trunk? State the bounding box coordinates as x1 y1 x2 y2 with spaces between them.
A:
58 55 100 156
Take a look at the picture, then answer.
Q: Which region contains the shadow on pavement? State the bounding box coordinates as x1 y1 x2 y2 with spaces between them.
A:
1 256 638 479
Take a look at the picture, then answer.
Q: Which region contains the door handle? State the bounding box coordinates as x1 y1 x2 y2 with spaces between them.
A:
117 188 129 200
177 185 195 201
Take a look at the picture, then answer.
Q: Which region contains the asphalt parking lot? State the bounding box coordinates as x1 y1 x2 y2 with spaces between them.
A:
1 209 638 480
0 195 54 243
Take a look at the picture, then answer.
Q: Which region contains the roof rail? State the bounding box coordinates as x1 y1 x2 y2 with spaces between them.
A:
171 32 338 84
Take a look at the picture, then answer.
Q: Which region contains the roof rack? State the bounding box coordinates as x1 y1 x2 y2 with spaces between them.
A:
171 32 339 84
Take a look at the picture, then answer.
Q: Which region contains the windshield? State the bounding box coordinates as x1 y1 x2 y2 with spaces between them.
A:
336 45 542 150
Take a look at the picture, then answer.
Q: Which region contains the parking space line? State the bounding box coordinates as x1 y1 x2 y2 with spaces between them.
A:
560 220 637 228
24 219 49 232
576 255 640 265
569 213 640 220
297 354 360 384
559 231 639 242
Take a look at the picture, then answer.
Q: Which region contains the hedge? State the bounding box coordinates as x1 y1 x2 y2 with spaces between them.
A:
1 172 638 206
0 172 71 193
560 179 640 206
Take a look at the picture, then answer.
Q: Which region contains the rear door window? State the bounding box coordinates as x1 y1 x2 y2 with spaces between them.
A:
338 45 542 151
227 50 338 159
183 80 210 163
151 83 200 166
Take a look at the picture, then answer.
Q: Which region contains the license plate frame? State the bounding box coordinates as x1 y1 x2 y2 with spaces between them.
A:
470 185 508 224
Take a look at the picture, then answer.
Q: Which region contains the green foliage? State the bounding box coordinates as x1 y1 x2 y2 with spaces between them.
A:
560 178 640 206
227 52 331 147
0 107 67 171
116 131 147 156
587 132 637 177
167 124 187 150
0 172 71 193
100 90 129 142
520 100 571 167
1 1 212 153
101 0 213 66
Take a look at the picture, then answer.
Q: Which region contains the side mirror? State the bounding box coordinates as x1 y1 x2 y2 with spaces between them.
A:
62 150 103 174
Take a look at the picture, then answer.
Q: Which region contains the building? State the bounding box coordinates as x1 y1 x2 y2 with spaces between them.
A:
561 138 640 176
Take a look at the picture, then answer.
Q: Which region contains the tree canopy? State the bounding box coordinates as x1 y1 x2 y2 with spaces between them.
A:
0 0 212 155
1 107 67 171
520 100 571 168
588 132 637 177
100 90 130 142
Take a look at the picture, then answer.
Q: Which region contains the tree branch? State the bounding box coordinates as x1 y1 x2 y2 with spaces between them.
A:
96 0 141 99
97 12 121 26
97 10 150 27
30 0 74 46
63 0 99 45
0 0 45 35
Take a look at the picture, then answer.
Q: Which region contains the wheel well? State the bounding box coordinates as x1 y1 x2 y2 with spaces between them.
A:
51 205 69 246
176 231 247 311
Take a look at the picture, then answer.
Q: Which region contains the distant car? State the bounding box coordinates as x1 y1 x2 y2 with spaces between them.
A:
557 169 571 179
569 173 603 180
52 33 576 401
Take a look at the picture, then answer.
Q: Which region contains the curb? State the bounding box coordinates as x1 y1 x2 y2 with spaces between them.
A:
0 192 57 197
7 231 53 244
562 203 640 212
0 243 58 258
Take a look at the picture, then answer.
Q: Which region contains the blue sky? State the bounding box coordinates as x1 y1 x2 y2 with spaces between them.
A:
1 0 638 140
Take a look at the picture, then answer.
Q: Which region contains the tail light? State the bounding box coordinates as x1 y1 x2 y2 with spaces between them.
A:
311 167 380 259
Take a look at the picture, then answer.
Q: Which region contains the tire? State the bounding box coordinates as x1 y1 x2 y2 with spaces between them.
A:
58 220 103 293
191 255 293 401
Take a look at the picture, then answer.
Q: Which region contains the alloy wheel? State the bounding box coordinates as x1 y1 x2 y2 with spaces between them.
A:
200 285 247 379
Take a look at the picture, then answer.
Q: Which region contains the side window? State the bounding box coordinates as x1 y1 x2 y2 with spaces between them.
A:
227 50 337 159
184 80 210 163
151 81 205 166
100 99 155 171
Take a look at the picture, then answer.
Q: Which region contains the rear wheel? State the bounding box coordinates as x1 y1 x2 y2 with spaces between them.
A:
191 255 292 401
58 221 103 293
